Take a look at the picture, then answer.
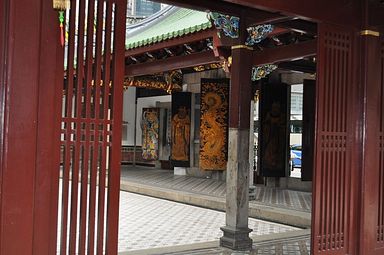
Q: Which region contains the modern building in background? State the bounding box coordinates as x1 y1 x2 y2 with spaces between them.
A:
127 0 166 24
127 0 162 17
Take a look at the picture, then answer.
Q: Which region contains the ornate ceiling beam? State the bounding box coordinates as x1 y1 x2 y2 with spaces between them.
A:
278 59 316 74
274 19 317 35
125 28 216 57
252 39 317 66
220 0 361 28
125 51 221 77
154 0 288 27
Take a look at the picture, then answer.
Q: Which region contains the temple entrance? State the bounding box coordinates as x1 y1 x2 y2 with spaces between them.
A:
56 1 381 254
1 0 382 254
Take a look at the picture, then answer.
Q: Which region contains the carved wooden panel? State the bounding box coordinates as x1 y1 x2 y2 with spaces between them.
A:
58 0 126 254
312 24 358 254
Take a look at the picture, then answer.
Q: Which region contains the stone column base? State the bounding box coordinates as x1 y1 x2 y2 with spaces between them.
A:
220 226 253 250
174 167 186 175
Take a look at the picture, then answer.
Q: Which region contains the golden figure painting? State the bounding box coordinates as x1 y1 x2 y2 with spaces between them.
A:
171 106 190 161
171 92 192 167
259 82 289 177
200 79 229 170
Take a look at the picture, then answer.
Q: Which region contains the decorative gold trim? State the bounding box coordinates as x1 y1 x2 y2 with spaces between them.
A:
360 30 380 37
53 0 70 10
231 45 253 51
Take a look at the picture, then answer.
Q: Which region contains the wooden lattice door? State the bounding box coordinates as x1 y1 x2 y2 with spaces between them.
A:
58 0 126 254
312 24 360 254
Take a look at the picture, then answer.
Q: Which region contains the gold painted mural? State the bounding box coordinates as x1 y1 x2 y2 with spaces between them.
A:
199 79 229 170
141 108 160 160
171 107 191 161
170 92 192 166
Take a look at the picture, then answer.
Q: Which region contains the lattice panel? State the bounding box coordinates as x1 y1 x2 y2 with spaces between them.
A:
377 42 384 245
313 27 355 254
58 0 125 254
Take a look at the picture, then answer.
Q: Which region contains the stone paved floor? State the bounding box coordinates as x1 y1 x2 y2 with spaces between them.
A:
162 236 311 255
121 166 312 212
118 191 300 253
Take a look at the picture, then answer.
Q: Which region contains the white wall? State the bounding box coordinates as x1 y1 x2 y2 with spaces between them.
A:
122 88 172 146
122 87 136 146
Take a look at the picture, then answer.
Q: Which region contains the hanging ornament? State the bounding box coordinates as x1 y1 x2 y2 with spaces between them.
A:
53 0 70 47
58 11 65 47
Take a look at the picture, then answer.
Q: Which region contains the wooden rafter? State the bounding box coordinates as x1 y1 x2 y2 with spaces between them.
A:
274 19 317 35
153 0 289 26
125 28 217 57
163 0 361 28
125 51 221 77
220 0 360 28
252 39 317 66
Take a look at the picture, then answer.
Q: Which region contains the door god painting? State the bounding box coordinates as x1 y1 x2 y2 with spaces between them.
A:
172 107 190 161
171 92 192 166
141 108 160 160
259 82 289 177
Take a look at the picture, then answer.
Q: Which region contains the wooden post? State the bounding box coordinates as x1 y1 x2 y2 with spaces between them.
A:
220 17 254 250
0 0 62 254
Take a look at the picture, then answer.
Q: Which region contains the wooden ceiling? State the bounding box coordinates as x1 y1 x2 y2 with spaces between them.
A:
125 2 319 78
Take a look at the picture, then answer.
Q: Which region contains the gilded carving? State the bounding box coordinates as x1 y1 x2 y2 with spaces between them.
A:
200 79 229 170
124 70 182 93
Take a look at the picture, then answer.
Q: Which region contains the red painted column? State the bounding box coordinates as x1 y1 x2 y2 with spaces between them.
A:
359 29 383 255
0 0 61 254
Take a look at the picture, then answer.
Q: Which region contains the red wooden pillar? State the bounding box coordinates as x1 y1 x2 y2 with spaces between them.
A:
0 0 62 254
313 21 384 255
359 26 384 255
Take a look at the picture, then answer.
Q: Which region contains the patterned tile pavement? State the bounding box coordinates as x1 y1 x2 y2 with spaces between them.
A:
118 191 300 253
120 166 312 212
161 236 311 255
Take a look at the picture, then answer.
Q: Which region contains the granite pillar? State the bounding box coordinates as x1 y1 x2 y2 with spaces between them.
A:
220 44 253 250
220 128 253 249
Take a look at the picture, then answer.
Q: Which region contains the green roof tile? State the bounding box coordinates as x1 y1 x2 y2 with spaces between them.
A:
125 8 212 50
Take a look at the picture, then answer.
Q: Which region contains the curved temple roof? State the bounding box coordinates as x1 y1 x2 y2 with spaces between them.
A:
125 6 212 50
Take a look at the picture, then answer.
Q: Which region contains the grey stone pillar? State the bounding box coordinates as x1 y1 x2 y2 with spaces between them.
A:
220 128 252 250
